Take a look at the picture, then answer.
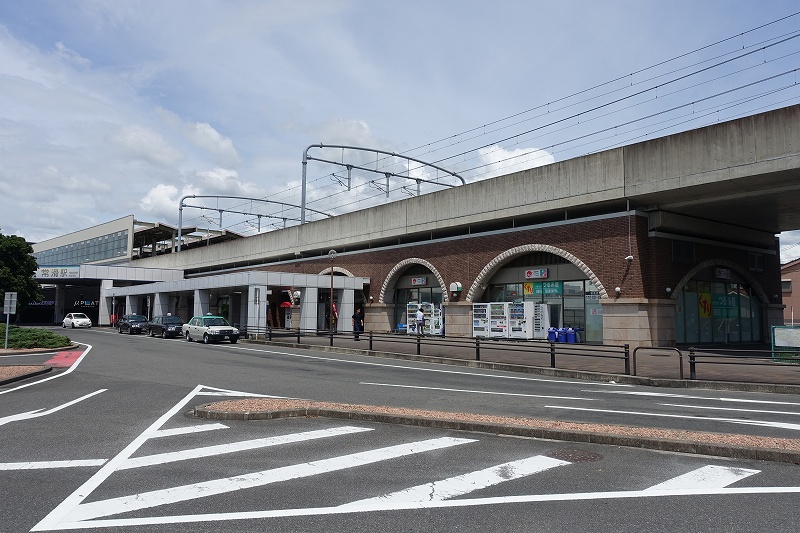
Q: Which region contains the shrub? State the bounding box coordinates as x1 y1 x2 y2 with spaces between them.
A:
0 325 72 349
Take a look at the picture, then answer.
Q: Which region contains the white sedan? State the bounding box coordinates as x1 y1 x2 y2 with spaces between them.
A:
62 312 92 328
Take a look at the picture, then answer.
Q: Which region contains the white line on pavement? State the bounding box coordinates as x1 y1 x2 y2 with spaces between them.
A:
339 455 570 508
120 426 374 469
0 344 93 395
0 459 107 470
660 403 800 416
65 436 477 523
584 390 800 406
361 381 596 401
545 404 800 431
645 465 760 491
151 423 229 438
0 389 107 426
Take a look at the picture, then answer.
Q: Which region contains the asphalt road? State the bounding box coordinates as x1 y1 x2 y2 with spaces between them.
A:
1 327 799 532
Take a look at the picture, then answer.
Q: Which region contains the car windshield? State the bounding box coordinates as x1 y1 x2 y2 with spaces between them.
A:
72 313 88 319
128 315 148 321
163 317 183 324
204 317 230 326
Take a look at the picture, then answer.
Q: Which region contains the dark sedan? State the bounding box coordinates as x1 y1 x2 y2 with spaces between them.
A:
147 315 184 338
118 314 149 334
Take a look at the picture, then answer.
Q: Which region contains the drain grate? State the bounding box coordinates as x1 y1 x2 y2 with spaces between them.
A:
545 448 604 463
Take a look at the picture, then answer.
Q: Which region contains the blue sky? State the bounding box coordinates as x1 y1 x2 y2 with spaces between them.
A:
1 1 800 260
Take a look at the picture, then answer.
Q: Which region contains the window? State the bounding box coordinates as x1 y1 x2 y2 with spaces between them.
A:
782 280 792 294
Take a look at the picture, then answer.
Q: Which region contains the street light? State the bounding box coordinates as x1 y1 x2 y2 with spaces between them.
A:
328 249 337 334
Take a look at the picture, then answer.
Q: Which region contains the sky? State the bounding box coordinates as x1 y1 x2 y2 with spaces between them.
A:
2 1 800 260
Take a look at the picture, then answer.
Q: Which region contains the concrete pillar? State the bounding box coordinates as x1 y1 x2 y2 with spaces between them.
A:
246 285 269 338
98 280 114 326
339 289 354 335
153 292 169 317
300 287 318 332
193 289 210 317
126 295 139 315
54 285 65 324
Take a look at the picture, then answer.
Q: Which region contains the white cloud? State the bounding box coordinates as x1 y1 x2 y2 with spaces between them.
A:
186 122 240 167
475 145 555 181
109 125 183 167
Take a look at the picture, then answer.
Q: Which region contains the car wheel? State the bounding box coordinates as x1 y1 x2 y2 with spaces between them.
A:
129 327 134 334
230 338 238 344
62 323 66 328
161 330 166 339
118 327 123 333
203 333 211 344
71 323 75 329
185 331 192 342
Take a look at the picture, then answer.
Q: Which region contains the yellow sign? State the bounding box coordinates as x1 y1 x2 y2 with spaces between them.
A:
698 292 712 318
523 282 534 295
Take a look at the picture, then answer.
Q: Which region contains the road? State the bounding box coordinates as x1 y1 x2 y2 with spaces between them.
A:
1 327 799 532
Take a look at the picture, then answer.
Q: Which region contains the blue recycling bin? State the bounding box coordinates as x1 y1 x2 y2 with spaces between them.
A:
547 327 557 342
557 328 567 343
566 328 577 343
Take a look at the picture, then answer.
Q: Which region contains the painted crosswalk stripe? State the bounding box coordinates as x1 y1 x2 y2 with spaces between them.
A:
151 423 229 438
646 465 760 491
120 426 374 469
0 459 107 470
65 436 477 523
340 454 570 508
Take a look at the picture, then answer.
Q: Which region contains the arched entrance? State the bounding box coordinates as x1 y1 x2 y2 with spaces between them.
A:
673 261 767 344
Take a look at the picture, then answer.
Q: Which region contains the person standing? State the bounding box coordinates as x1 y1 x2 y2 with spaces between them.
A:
415 306 425 336
352 308 364 340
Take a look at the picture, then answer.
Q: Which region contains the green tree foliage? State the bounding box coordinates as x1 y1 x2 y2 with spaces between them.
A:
0 232 42 308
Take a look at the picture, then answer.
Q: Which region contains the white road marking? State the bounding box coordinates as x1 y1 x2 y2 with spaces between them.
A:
120 426 374 469
339 455 570 508
585 390 800 406
545 405 800 431
361 382 596 401
64 436 476 523
33 384 225 531
151 423 229 438
0 389 106 426
0 352 59 358
660 403 800 416
232 345 632 386
0 344 93 395
36 486 800 529
0 459 106 470
645 465 760 491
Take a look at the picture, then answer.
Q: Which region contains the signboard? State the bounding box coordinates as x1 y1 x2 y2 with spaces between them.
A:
533 281 562 296
4 292 18 314
773 326 800 348
411 277 428 286
524 268 548 279
523 282 534 296
35 266 81 279
698 292 712 318
714 268 732 280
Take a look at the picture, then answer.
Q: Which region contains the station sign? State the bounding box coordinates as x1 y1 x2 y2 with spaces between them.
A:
525 268 548 279
35 266 80 279
411 277 428 286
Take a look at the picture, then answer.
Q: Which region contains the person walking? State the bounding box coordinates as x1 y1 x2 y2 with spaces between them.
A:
352 308 364 340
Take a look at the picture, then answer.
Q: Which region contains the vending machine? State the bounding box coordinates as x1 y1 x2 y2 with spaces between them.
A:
472 303 490 337
489 302 508 338
406 303 443 335
508 301 534 339
532 303 550 339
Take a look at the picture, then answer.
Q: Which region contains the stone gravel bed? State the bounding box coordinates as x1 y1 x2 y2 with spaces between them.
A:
202 398 800 453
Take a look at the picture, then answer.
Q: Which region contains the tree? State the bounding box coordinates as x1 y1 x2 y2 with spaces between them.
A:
0 232 42 309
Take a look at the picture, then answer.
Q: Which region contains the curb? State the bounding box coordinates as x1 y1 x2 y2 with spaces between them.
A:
193 404 800 465
241 339 800 395
0 366 52 386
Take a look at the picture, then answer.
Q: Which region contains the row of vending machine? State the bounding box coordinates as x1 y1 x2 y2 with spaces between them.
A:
472 302 551 339
402 301 551 340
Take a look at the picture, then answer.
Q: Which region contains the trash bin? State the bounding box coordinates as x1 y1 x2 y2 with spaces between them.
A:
566 328 576 343
547 327 557 342
557 328 567 343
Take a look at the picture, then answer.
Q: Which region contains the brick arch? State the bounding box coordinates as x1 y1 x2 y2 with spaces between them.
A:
318 266 356 277
671 259 770 303
466 244 609 301
379 258 447 304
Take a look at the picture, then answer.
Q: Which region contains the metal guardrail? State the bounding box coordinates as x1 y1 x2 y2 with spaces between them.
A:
632 346 684 379
687 346 800 380
249 327 632 374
